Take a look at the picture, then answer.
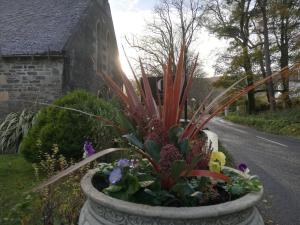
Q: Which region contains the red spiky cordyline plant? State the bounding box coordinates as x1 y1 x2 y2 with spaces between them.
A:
33 47 299 192
102 46 300 189
103 48 193 133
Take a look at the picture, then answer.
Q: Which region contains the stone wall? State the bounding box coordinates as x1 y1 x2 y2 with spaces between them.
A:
63 0 121 96
0 57 63 119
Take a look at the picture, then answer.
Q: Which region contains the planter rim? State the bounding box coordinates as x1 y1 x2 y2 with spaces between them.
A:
81 168 263 219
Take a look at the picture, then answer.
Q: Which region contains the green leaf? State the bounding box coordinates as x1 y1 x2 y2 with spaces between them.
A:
144 188 157 197
171 160 186 180
123 133 143 149
172 181 194 197
126 174 140 195
168 126 184 144
231 185 244 196
117 113 135 132
139 180 155 188
179 139 190 156
144 140 160 162
103 185 122 193
108 191 129 201
190 191 203 200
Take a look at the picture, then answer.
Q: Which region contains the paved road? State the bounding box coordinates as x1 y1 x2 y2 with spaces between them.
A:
207 118 300 225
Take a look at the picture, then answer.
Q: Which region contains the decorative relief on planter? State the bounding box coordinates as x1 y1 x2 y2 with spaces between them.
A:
79 170 264 225
79 200 262 225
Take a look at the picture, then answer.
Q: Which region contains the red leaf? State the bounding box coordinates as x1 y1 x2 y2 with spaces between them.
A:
162 56 175 129
178 54 198 120
139 59 159 117
172 47 186 123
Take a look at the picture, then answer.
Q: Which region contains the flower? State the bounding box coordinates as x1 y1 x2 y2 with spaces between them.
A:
159 144 183 174
83 141 95 158
210 151 226 166
209 161 222 173
238 163 250 173
109 168 122 184
117 159 130 168
209 151 226 173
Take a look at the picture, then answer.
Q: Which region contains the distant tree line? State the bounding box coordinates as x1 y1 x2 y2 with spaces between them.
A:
204 0 300 113
127 0 300 114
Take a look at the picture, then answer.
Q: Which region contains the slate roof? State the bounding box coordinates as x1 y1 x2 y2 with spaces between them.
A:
0 0 91 56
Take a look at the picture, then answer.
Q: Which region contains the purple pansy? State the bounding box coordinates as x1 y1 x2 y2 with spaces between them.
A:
84 141 95 157
238 163 248 172
117 159 130 168
109 167 122 184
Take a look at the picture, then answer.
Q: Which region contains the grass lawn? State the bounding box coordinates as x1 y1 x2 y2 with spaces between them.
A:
225 106 300 139
0 154 37 223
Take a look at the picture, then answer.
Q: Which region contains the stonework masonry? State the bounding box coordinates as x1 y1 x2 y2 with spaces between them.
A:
62 0 121 94
0 57 63 118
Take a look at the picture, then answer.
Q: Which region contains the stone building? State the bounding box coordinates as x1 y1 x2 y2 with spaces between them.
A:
0 0 121 118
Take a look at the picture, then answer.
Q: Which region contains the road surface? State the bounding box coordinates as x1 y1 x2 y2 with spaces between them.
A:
207 118 300 225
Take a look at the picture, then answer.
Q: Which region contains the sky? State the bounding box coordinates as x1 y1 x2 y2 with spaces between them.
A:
109 0 228 78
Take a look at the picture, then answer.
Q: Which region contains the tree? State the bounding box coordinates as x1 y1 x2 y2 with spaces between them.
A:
257 0 277 111
270 0 300 108
127 0 205 77
205 0 257 114
127 0 206 120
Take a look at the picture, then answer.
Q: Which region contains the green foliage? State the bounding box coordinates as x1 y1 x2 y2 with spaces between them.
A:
2 145 93 225
168 126 184 144
20 90 122 162
144 140 160 162
122 133 144 149
99 159 154 202
213 75 244 89
225 107 300 138
167 126 191 157
170 160 186 180
0 109 35 154
96 155 260 207
223 169 262 198
179 139 190 156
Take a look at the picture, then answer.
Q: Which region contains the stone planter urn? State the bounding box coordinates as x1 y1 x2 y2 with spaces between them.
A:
79 169 264 225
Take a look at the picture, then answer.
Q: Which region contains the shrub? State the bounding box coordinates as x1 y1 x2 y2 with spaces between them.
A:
20 90 122 163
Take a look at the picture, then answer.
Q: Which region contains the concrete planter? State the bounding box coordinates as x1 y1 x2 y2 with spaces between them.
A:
79 169 264 225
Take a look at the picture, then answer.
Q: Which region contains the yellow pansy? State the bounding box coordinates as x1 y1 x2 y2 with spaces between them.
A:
209 151 226 173
209 161 221 173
